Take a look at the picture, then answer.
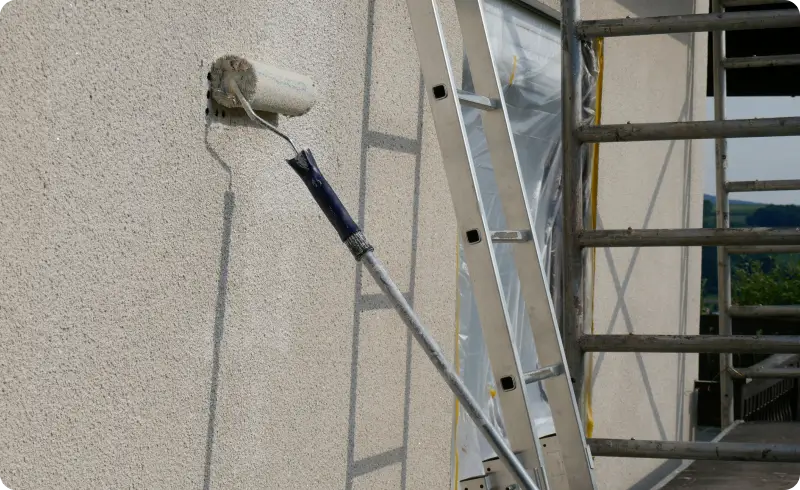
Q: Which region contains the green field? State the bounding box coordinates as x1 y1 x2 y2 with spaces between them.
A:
730 203 765 227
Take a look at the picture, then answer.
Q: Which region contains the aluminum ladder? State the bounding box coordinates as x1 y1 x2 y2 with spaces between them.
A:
560 0 800 474
404 1 597 489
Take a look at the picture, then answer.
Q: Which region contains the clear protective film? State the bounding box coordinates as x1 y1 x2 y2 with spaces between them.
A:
453 0 599 480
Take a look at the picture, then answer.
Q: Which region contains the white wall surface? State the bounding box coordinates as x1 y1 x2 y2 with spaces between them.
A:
0 0 462 488
0 0 706 489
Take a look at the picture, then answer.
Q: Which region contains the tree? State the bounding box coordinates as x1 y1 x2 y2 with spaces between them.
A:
732 259 800 306
703 199 715 228
746 204 800 228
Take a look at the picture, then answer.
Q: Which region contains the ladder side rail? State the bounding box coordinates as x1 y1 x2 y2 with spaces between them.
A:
454 1 597 488
404 1 548 487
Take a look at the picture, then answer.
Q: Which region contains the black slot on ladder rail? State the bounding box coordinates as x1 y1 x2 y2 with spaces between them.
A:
707 2 800 96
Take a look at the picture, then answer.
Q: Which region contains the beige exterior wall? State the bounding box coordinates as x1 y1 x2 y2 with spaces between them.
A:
577 1 708 488
0 0 705 489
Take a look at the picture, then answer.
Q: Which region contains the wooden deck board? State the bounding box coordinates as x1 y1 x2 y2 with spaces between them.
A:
661 422 800 489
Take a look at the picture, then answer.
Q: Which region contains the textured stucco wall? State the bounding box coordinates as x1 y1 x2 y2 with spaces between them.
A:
580 1 708 488
0 0 706 488
0 0 462 488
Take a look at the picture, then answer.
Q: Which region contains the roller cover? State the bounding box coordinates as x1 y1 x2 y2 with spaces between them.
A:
210 55 317 116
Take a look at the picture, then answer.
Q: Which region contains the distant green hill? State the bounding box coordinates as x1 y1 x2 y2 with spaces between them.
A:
702 195 765 228
703 194 766 206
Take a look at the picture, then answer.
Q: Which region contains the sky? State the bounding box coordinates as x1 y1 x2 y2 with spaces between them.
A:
704 96 800 206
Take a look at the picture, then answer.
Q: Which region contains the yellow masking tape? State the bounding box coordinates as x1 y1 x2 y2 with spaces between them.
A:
585 37 605 439
509 55 518 85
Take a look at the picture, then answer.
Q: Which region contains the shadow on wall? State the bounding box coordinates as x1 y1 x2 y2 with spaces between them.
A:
589 1 699 482
343 0 425 488
202 123 234 490
200 63 302 489
615 0 696 18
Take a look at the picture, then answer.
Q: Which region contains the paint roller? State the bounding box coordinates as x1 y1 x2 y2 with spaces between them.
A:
209 55 317 117
209 54 363 254
209 55 540 487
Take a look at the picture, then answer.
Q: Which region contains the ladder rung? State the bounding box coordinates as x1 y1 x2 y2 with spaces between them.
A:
480 457 546 489
726 179 800 192
458 475 489 490
723 54 800 69
730 367 800 378
723 0 791 7
727 245 800 254
524 364 564 384
578 227 800 248
729 305 800 318
578 334 800 353
457 90 498 111
578 117 800 143
491 230 533 243
588 438 800 462
576 10 800 38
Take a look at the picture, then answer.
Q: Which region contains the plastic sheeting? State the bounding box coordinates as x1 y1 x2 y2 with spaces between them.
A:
453 0 599 481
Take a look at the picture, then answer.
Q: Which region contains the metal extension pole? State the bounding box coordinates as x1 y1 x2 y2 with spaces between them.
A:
561 0 586 424
712 0 735 429
362 251 539 490
282 149 537 490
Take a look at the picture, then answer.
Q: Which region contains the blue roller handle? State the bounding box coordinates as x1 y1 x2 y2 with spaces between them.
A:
287 149 361 243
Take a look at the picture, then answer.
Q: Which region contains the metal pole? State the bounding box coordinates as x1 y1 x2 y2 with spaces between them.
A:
578 334 800 353
361 251 539 490
577 117 800 142
576 10 800 38
712 0 734 429
728 305 800 317
578 227 800 248
726 179 800 192
723 54 800 69
726 245 800 254
588 438 800 462
723 0 789 7
561 0 586 418
730 368 800 379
